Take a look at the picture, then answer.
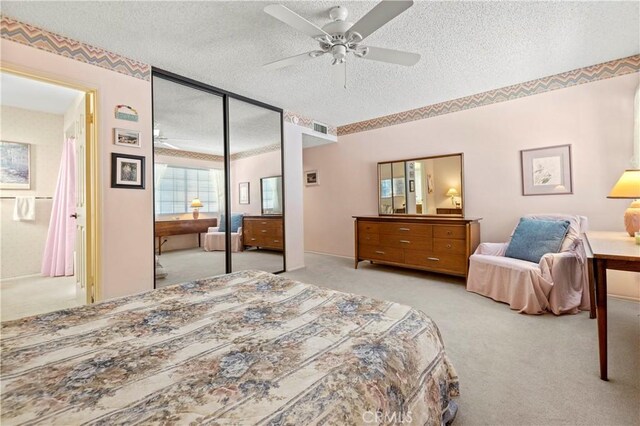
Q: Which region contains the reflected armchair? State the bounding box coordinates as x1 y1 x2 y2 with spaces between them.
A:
466 214 590 315
203 213 244 252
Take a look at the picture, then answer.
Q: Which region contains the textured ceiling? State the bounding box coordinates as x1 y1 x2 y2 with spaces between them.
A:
1 72 82 115
3 1 638 127
153 76 281 155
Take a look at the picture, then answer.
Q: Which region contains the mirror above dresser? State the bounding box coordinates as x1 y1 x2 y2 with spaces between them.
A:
378 153 464 216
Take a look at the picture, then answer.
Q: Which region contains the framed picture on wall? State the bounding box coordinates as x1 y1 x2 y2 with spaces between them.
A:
239 182 250 204
114 128 141 148
305 170 319 186
521 144 572 195
0 141 31 189
111 153 145 189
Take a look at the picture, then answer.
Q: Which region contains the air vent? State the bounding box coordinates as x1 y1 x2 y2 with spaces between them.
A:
313 122 328 134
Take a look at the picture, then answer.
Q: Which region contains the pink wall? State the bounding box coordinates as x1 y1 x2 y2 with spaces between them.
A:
304 73 638 257
2 39 154 300
230 150 282 216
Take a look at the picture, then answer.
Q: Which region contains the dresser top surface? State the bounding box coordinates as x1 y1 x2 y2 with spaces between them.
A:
243 215 283 219
353 215 481 223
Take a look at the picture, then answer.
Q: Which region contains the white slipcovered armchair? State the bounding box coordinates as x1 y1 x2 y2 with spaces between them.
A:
203 226 243 252
466 214 591 315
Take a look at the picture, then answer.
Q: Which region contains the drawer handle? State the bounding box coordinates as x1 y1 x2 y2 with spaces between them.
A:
427 257 440 261
251 238 257 241
446 231 452 235
399 227 410 231
261 230 267 233
375 251 386 255
446 244 452 249
400 240 411 244
261 222 267 224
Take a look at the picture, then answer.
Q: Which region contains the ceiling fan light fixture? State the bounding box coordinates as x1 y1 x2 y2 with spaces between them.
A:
331 44 347 61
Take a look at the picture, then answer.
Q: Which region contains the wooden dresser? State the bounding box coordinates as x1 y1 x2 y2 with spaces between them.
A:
243 216 284 251
354 216 481 277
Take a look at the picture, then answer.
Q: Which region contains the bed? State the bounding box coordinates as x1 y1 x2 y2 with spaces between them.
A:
1 270 459 425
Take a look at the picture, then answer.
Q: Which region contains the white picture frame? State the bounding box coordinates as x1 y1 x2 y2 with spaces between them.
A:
114 128 141 148
305 170 318 186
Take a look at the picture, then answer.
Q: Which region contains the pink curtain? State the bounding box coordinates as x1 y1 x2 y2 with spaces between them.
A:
41 138 76 277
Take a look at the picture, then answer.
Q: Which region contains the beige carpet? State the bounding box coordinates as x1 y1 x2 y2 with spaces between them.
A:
0 275 79 321
156 247 285 287
283 253 640 426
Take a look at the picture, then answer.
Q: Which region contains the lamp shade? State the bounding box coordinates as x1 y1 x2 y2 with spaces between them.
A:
190 198 203 208
446 188 459 197
607 170 640 199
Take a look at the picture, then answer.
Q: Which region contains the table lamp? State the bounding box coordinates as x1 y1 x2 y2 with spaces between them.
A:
446 188 459 206
191 198 203 219
607 169 640 236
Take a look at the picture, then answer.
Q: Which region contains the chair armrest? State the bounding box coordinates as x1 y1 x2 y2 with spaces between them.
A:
474 242 508 256
539 250 589 314
208 227 219 233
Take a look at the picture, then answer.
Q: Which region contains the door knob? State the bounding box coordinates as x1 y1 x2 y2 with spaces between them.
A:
70 213 78 219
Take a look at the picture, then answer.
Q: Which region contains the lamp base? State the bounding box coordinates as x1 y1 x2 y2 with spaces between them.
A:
624 200 640 237
192 209 200 220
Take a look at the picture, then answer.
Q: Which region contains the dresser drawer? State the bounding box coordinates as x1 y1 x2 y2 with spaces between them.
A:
433 238 466 255
358 221 380 234
254 227 282 238
359 232 380 246
380 234 432 251
404 250 467 274
379 223 432 236
433 225 465 240
359 245 404 263
261 237 283 249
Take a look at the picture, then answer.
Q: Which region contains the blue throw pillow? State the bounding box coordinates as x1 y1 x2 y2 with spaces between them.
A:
504 218 570 264
218 213 244 233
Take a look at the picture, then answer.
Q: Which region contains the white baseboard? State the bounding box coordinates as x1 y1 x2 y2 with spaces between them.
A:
305 250 354 260
608 294 640 302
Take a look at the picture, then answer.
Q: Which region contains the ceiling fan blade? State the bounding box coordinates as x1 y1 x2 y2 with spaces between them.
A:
348 1 414 42
263 51 324 70
360 46 420 66
154 141 182 150
264 4 330 40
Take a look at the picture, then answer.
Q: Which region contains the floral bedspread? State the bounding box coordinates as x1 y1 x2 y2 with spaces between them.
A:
1 270 459 425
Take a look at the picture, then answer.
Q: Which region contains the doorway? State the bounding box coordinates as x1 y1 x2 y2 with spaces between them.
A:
0 69 98 321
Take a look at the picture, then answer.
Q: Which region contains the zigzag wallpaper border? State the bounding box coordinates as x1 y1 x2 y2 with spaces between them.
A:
1 15 150 81
284 110 338 136
338 55 640 136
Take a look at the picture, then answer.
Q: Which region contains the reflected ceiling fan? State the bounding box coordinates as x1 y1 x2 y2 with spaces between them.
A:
263 0 420 87
153 126 193 150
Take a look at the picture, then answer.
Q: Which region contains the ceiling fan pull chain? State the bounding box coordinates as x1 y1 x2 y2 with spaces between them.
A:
344 60 347 89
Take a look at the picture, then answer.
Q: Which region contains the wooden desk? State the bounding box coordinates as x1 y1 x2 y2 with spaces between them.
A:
584 231 640 381
155 218 217 255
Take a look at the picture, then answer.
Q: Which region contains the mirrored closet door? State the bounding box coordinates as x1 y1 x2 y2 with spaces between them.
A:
152 70 284 288
229 98 284 273
152 74 227 287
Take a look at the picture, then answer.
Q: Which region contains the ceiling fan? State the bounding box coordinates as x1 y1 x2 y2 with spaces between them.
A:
263 1 420 87
153 127 193 150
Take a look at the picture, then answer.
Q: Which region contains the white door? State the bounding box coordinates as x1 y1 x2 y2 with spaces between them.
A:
74 94 89 304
